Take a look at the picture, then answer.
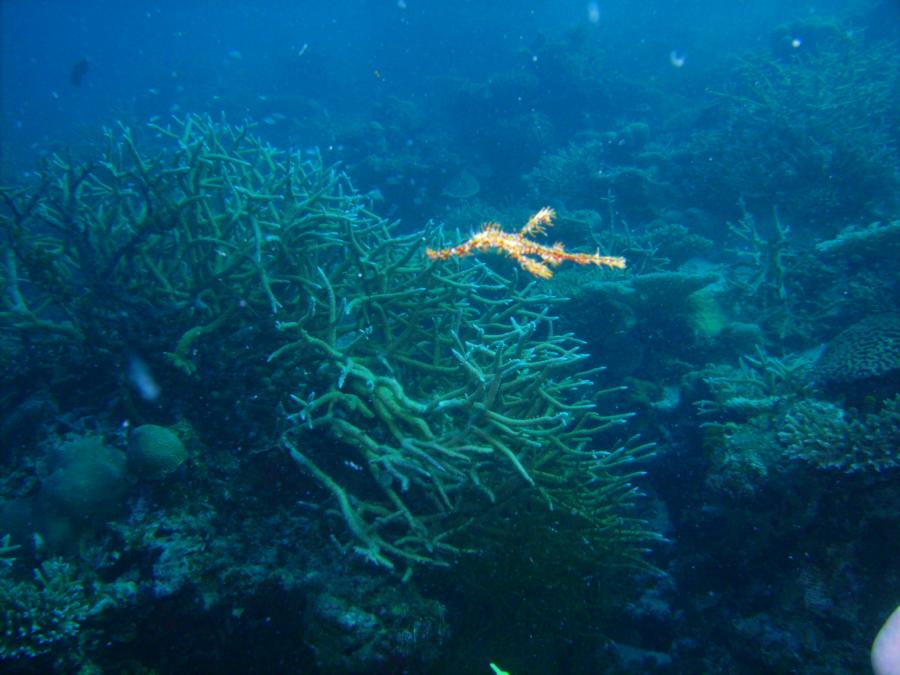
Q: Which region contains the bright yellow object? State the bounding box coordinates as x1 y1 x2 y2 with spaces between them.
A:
426 207 626 279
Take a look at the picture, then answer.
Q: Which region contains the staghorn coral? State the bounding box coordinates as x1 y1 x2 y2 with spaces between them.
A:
0 115 407 440
280 250 658 574
694 347 814 422
0 560 90 663
0 116 659 583
0 116 379 370
0 557 133 667
675 23 899 227
692 349 815 495
265 197 653 575
693 348 900 477
0 534 19 567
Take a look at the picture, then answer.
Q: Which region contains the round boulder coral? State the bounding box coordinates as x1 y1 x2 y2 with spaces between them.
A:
41 436 127 521
127 424 188 480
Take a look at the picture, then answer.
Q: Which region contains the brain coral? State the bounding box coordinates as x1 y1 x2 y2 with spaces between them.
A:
127 424 188 480
814 314 900 386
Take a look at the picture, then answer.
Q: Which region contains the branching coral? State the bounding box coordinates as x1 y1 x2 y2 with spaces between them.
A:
0 534 19 567
677 25 899 225
0 116 376 367
778 396 900 474
0 560 90 662
694 346 813 421
280 248 656 575
0 115 658 582
0 558 131 667
426 207 626 279
267 204 650 575
693 348 815 495
0 115 393 432
694 348 900 478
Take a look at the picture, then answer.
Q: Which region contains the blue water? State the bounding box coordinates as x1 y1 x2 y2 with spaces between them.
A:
0 0 860 176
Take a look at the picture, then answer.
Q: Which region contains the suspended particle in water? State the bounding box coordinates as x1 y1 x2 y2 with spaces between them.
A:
127 353 161 402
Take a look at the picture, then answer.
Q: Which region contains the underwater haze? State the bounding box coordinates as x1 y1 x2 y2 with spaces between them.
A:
1 1 899 673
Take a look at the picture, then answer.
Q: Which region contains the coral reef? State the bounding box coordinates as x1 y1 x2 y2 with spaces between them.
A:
0 115 660 669
2 3 898 669
282 205 651 573
673 23 899 228
523 128 671 223
779 396 900 474
1 114 385 440
816 219 900 262
0 557 134 668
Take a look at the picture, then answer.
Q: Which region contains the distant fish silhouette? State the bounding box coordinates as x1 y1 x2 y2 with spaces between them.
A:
70 57 89 86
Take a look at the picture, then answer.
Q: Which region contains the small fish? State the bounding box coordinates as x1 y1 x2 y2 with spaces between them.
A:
70 57 89 86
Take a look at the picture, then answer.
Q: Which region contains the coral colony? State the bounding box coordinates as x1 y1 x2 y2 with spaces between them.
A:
426 207 626 279
1 116 657 586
